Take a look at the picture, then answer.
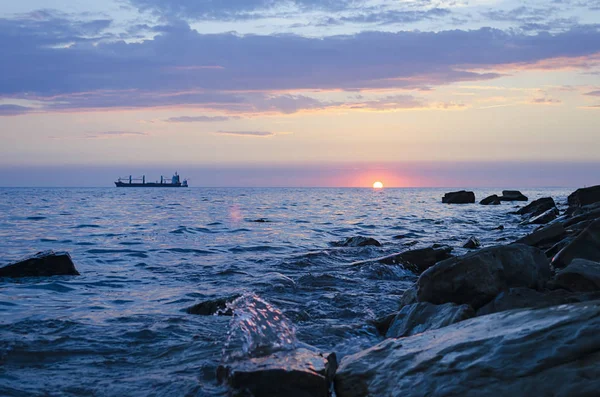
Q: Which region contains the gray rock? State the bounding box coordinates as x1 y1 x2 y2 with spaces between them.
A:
500 190 528 201
335 301 600 397
480 195 501 205
351 246 453 275
563 207 600 228
516 197 556 217
545 237 573 258
217 348 337 397
551 219 600 270
568 185 600 207
442 190 475 204
516 222 566 248
417 244 551 309
0 250 79 278
186 294 241 316
554 259 600 292
333 236 381 247
527 208 559 225
463 236 481 249
386 302 474 338
398 284 418 308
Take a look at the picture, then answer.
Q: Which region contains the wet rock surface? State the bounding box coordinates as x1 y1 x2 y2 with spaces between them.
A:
462 236 481 249
500 190 528 202
186 294 242 315
516 222 566 249
554 259 600 292
568 185 600 208
442 190 475 204
352 246 453 274
516 197 556 218
0 250 79 278
385 302 474 338
335 301 600 397
527 208 559 225
332 236 382 247
551 219 600 270
480 195 501 205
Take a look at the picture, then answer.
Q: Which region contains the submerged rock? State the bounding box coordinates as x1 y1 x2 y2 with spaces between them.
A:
462 236 481 249
0 250 79 278
186 294 241 316
442 190 475 204
333 236 382 247
500 190 528 202
351 246 453 275
551 219 600 270
568 185 600 208
385 302 474 338
554 259 600 292
480 195 501 205
516 197 556 218
417 244 550 309
335 301 600 397
217 348 337 397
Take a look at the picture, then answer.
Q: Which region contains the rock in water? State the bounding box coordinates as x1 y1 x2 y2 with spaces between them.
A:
351 246 453 275
551 219 600 270
500 190 528 202
516 197 556 218
217 348 337 397
417 244 550 309
568 185 600 207
0 250 79 278
463 236 481 249
442 190 475 204
554 259 600 292
479 195 501 205
333 236 382 247
335 301 600 397
186 294 241 315
527 208 559 225
385 302 474 338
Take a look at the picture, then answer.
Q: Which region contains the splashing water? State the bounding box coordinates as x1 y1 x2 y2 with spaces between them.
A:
222 294 298 362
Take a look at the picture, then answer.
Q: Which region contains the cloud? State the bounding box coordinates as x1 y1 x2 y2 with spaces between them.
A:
319 8 452 26
529 97 562 105
0 104 35 116
86 131 147 139
214 130 275 137
166 115 240 122
585 90 600 96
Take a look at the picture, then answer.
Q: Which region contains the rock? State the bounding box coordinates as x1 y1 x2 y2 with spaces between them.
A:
462 236 481 249
251 218 271 223
335 301 600 397
494 225 504 231
516 197 556 218
0 250 79 278
545 237 573 258
554 259 600 292
186 294 242 315
333 236 381 247
563 207 600 228
351 246 453 275
500 190 528 202
417 244 551 309
480 195 501 205
476 287 600 316
551 219 600 270
385 302 474 338
527 208 559 225
442 190 475 204
398 284 418 308
217 348 337 397
568 185 600 207
516 222 566 249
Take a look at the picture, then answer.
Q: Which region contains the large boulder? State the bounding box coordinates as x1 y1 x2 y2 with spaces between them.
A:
332 236 381 247
186 294 241 315
385 302 474 338
0 251 79 278
480 195 501 205
516 197 556 218
442 190 475 204
551 219 600 270
516 222 566 249
335 301 600 397
568 185 600 207
351 246 453 275
217 348 337 397
554 259 600 292
500 190 528 202
417 244 551 309
527 208 559 225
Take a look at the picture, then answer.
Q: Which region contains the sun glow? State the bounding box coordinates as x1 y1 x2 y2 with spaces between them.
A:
373 181 384 189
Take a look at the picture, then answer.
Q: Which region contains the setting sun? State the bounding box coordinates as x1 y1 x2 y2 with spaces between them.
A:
373 181 384 189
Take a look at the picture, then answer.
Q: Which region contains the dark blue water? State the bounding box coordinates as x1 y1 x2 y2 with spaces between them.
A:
0 187 571 396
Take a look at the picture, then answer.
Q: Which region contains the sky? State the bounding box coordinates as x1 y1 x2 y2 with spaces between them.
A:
0 0 599 187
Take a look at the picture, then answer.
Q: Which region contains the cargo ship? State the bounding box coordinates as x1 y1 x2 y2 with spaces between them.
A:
115 172 188 187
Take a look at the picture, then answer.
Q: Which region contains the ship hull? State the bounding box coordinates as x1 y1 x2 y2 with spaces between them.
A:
115 182 187 187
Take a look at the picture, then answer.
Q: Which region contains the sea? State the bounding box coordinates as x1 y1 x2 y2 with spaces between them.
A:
0 187 572 396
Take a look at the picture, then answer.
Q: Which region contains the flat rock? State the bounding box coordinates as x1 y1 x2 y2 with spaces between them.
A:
217 348 337 397
335 301 600 397
568 185 600 207
332 236 381 247
516 197 556 218
554 259 600 292
442 190 475 204
386 302 474 338
417 244 551 309
0 250 79 278
186 294 241 315
551 219 600 270
527 208 559 225
500 190 528 202
462 236 481 249
479 195 501 205
351 246 453 275
516 222 566 249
